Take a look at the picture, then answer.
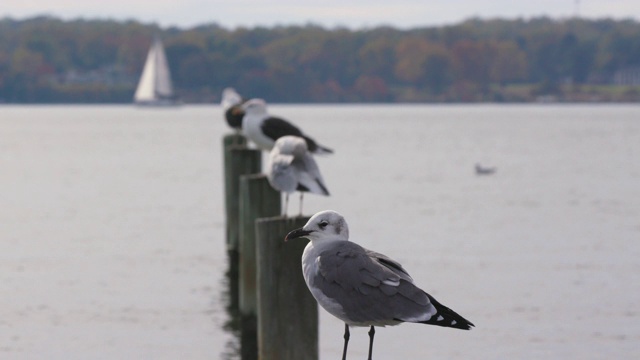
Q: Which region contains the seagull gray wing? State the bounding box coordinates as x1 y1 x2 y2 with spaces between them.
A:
364 249 414 283
312 242 434 325
292 152 329 195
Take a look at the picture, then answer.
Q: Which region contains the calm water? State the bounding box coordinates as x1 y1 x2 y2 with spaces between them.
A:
1 104 639 359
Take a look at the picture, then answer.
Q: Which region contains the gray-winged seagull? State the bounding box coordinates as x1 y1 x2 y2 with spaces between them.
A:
285 210 474 360
241 98 333 155
267 136 329 216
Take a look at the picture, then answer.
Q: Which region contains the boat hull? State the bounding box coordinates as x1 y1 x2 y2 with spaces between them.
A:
134 99 182 107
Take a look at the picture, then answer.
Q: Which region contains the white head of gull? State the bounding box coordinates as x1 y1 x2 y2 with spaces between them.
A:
285 210 474 360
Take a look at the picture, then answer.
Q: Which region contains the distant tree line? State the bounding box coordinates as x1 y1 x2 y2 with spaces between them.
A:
1 16 640 103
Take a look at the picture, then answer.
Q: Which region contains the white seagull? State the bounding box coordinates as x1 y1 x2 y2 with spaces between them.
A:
285 210 474 360
241 98 333 155
267 136 330 216
221 87 245 132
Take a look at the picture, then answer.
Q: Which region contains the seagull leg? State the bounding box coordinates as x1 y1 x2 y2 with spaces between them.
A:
367 326 375 360
299 192 304 216
283 193 289 218
341 323 350 360
233 129 244 147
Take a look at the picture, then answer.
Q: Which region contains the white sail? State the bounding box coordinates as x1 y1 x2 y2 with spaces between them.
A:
134 38 178 105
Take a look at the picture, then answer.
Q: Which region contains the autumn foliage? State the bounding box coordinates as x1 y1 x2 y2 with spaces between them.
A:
1 16 640 103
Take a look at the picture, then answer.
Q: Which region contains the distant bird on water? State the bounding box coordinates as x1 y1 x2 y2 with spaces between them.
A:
285 210 474 360
267 136 329 216
241 98 333 155
221 87 246 132
475 163 497 175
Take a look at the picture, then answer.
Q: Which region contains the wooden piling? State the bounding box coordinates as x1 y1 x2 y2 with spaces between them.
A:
223 134 261 253
256 216 318 360
238 174 281 317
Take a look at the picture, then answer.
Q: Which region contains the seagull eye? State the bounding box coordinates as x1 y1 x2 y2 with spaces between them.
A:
318 220 329 229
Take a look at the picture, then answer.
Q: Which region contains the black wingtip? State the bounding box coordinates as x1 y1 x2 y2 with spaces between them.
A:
316 145 334 155
302 136 333 156
419 293 475 330
317 179 330 196
419 315 475 330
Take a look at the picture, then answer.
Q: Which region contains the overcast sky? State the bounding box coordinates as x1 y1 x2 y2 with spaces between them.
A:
2 0 639 29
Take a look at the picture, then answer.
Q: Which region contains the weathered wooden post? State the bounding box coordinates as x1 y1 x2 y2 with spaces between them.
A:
238 174 281 360
221 249 241 355
223 134 261 253
239 174 281 317
256 216 318 360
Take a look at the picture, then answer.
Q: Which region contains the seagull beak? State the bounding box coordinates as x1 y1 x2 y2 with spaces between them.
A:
285 228 312 242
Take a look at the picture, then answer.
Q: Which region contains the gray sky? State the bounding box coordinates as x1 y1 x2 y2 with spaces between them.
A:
2 0 639 29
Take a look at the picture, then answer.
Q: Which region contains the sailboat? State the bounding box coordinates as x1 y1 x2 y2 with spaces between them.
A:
133 38 180 106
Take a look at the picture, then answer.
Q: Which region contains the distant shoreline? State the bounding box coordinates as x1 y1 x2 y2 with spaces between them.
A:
2 16 640 103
